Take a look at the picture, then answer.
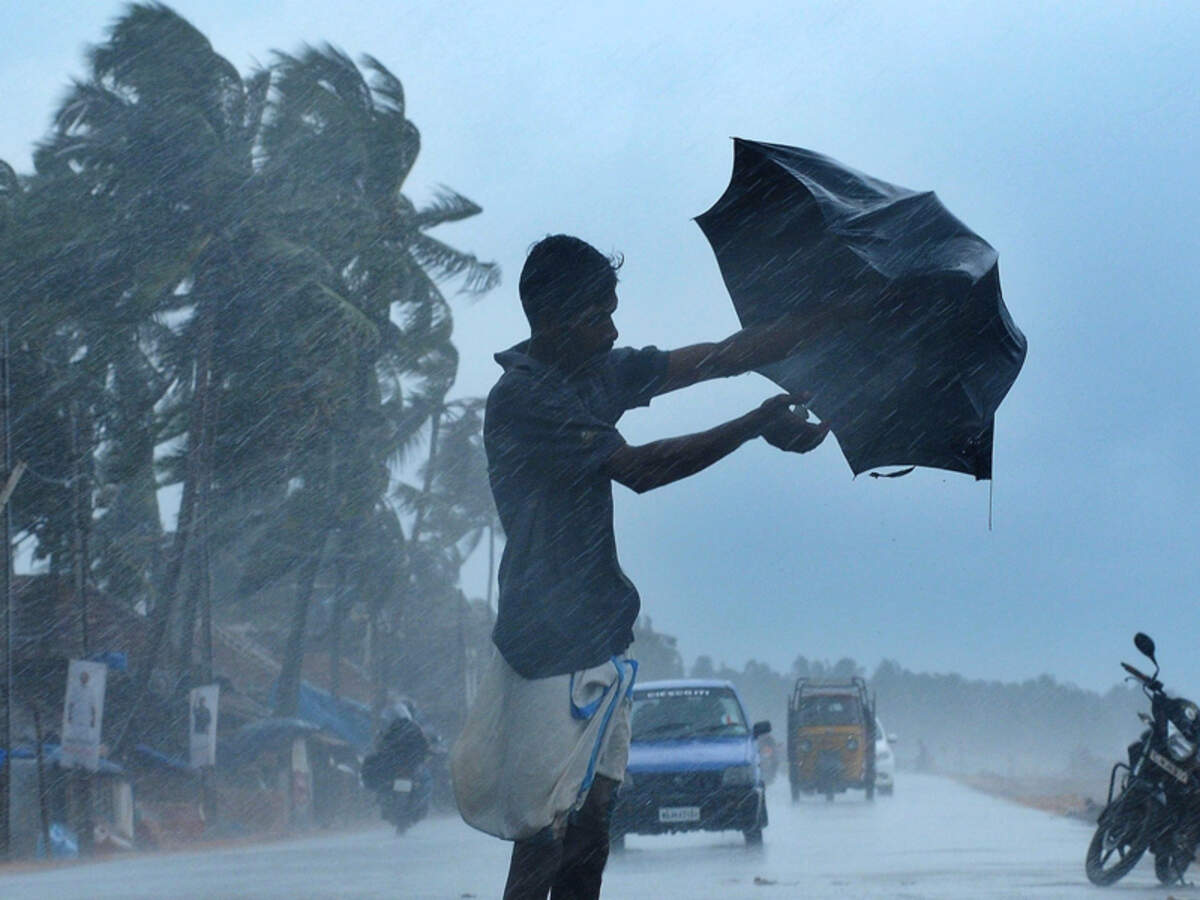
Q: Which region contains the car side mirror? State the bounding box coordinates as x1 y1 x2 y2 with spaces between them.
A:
752 720 771 738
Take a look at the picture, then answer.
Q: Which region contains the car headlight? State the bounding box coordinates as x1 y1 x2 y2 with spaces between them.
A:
1167 721 1196 763
846 736 859 751
722 764 755 786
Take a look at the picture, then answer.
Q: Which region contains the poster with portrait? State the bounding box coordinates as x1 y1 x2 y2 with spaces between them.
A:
188 683 220 768
60 659 107 771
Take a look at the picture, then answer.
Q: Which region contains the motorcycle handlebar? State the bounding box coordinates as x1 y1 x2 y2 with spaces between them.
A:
1121 661 1162 691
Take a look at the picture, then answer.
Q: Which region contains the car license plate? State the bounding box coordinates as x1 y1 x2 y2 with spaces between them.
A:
658 806 701 823
392 778 413 793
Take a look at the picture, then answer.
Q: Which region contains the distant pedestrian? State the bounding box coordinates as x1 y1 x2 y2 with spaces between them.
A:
453 234 837 899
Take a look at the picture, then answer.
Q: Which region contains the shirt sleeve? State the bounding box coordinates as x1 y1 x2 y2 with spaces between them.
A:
605 345 670 411
491 377 627 478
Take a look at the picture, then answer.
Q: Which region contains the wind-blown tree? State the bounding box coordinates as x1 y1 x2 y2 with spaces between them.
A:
397 398 499 594
245 45 498 716
26 5 309 742
0 108 176 651
3 6 498 741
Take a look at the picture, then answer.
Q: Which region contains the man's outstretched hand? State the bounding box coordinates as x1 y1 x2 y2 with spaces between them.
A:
755 394 830 454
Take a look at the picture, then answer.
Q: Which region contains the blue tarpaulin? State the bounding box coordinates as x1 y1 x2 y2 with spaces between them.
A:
270 681 374 751
219 718 321 768
0 743 124 775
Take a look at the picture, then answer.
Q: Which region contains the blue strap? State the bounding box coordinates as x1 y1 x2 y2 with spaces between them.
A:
570 656 639 720
623 658 639 698
569 672 609 721
574 656 637 804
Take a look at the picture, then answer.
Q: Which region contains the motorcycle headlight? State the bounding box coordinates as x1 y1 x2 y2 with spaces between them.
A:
1167 720 1197 763
722 764 755 786
846 736 859 751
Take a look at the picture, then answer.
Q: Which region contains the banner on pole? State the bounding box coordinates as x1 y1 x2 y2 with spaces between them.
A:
60 659 107 771
188 684 220 768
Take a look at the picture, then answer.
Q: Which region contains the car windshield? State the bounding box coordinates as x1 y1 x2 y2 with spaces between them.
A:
632 686 748 740
796 694 862 726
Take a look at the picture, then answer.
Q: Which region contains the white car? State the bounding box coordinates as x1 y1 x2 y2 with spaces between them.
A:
874 718 897 796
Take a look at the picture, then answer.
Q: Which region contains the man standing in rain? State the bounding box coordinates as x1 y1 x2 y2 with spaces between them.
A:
452 235 832 899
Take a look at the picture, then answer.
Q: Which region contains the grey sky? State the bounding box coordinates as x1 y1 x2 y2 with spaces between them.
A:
4 1 1198 692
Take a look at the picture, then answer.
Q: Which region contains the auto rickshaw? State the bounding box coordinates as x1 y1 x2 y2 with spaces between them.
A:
786 677 876 802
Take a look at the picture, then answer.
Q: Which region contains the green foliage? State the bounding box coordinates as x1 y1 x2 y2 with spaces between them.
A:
0 4 500 719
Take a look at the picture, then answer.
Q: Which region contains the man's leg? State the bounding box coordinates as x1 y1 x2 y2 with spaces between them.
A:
503 821 566 900
549 775 618 900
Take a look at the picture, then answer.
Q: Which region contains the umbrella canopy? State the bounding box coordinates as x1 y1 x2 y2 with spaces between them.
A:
696 139 1027 479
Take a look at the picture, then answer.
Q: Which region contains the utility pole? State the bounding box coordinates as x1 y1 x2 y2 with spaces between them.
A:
70 401 90 656
0 319 13 859
69 402 94 857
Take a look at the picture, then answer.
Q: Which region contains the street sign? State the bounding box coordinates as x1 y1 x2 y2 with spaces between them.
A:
61 659 107 771
188 684 220 768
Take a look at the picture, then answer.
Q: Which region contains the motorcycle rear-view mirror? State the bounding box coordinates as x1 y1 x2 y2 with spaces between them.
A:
1134 632 1157 663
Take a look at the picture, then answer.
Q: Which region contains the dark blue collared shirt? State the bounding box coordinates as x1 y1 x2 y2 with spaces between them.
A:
485 343 669 678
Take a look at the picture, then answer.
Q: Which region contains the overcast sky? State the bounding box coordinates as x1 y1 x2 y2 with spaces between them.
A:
5 1 1198 693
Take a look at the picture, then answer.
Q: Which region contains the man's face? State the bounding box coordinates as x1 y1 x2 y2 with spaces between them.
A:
559 290 619 362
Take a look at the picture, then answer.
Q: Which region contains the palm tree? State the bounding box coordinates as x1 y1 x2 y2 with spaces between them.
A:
33 4 277 741
254 46 498 716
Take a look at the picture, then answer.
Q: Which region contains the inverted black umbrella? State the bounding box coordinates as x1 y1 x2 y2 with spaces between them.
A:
696 138 1026 479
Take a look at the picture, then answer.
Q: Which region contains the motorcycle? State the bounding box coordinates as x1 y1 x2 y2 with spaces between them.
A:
1086 632 1200 886
360 716 433 834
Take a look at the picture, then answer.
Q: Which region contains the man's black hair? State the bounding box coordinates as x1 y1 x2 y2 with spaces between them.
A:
518 234 623 328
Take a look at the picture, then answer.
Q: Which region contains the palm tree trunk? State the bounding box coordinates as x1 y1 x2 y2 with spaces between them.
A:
275 533 327 717
173 330 220 688
114 299 215 751
200 532 213 683
328 548 348 700
70 401 91 655
411 405 442 543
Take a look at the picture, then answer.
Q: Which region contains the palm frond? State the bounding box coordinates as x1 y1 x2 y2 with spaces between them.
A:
0 161 18 199
311 282 381 349
413 186 483 229
241 67 272 149
408 232 500 295
360 54 405 116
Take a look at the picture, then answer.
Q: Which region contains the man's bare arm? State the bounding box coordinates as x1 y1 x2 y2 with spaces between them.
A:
658 309 850 395
605 395 827 494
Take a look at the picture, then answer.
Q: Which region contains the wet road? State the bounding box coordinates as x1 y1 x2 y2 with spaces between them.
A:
0 774 1187 898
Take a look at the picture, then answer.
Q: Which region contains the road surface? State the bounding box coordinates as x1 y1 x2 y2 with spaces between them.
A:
0 774 1187 898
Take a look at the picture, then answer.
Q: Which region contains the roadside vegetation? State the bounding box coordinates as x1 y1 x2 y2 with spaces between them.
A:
0 3 500 744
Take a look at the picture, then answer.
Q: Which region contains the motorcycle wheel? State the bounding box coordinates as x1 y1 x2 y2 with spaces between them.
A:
1085 800 1150 886
1155 851 1189 886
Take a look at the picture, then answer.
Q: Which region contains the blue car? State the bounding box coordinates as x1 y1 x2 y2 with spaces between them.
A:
612 679 771 848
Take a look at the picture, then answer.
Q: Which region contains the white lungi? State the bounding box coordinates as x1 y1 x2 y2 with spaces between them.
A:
451 649 635 841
